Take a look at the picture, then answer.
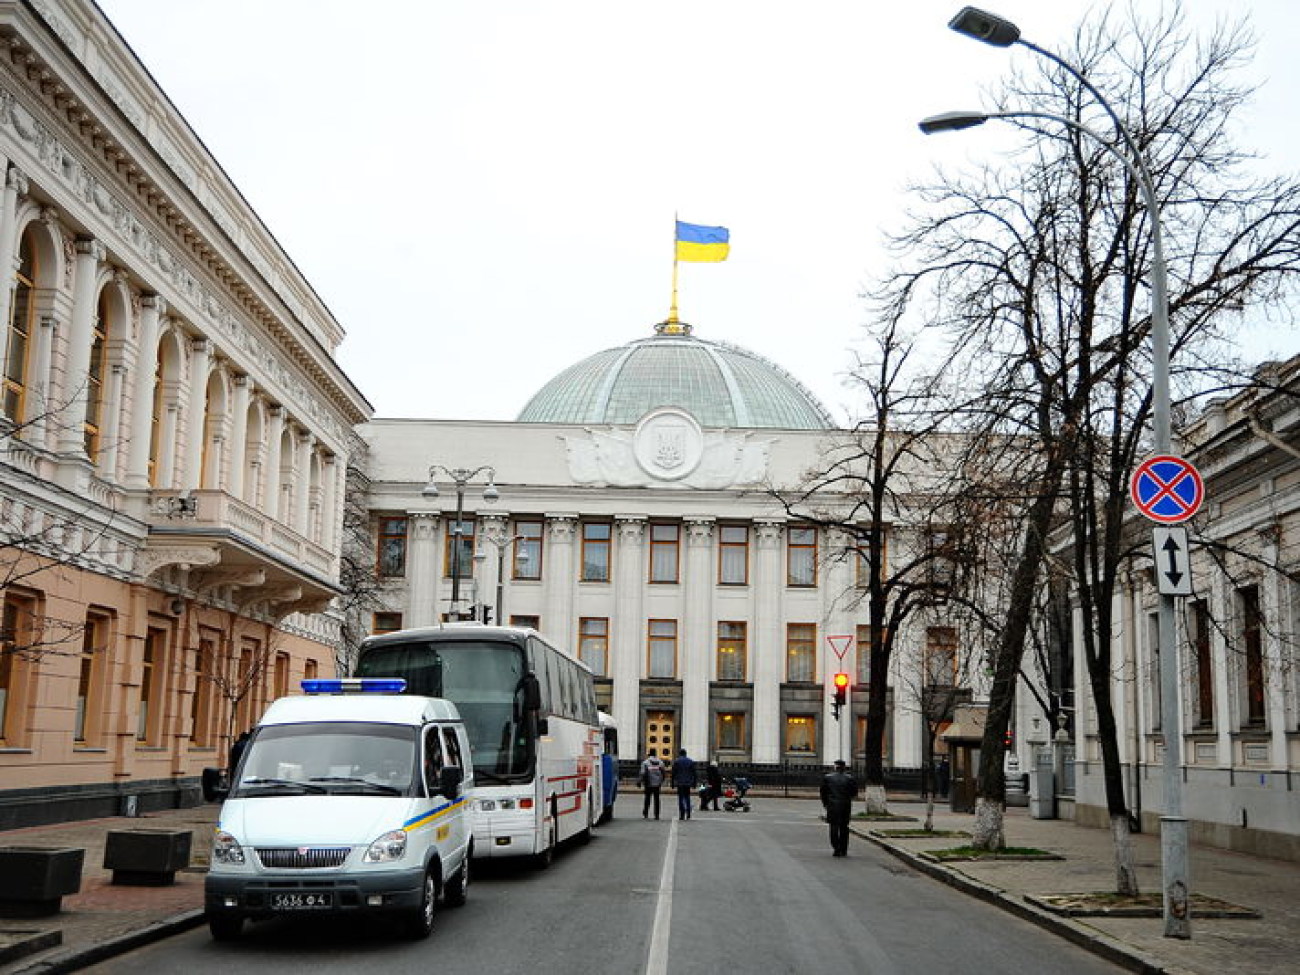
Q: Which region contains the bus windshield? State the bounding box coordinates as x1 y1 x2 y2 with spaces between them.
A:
355 640 532 781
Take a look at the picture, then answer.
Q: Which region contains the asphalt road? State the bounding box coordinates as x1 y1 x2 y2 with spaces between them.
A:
83 799 1123 975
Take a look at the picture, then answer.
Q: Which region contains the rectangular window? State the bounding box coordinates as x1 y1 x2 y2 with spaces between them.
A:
444 517 476 580
927 526 956 589
719 525 749 585
855 624 885 687
510 615 541 630
925 626 958 687
787 526 817 587
579 617 609 676
514 520 543 580
274 652 290 699
649 523 680 583
648 619 678 679
1147 611 1161 731
785 713 816 754
138 627 166 743
373 611 403 634
581 522 611 582
1240 585 1265 727
786 623 816 682
76 612 110 744
377 516 408 577
304 658 319 680
1189 599 1214 728
716 711 746 751
0 594 34 745
716 621 748 681
190 638 214 746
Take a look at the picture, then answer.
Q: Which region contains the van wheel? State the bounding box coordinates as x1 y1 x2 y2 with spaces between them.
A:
444 855 470 907
207 914 243 941
401 869 437 939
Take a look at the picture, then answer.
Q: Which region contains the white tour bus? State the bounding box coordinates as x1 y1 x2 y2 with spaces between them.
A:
354 623 606 865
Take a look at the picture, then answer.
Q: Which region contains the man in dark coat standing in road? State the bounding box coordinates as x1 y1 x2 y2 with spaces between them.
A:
671 748 697 820
820 759 859 856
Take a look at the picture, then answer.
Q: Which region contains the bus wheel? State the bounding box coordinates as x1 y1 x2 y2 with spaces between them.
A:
531 825 555 870
401 868 437 939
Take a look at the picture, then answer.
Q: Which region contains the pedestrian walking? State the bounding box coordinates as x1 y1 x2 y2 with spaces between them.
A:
671 747 697 820
638 751 666 819
702 760 722 811
820 758 859 856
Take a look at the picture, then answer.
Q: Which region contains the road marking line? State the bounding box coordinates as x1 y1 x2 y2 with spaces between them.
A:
645 817 678 975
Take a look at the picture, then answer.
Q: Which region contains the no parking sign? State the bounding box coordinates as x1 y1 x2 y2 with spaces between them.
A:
1130 455 1204 524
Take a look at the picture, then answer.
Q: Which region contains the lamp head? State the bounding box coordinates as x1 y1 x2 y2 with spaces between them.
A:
482 481 500 503
421 480 440 498
948 6 1020 47
919 110 990 134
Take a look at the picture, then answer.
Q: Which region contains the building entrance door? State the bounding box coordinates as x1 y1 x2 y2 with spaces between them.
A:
643 710 676 759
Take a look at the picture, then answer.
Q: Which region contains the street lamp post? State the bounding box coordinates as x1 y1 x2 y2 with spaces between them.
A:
930 6 1189 939
475 533 526 624
422 465 498 620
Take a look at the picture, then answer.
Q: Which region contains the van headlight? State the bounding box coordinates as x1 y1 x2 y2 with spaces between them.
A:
212 830 245 865
364 829 408 863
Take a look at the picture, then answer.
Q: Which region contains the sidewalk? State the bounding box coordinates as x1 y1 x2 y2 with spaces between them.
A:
853 800 1300 975
0 805 217 974
2 799 1298 973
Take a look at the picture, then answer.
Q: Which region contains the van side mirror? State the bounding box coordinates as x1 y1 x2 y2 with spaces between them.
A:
439 765 464 800
201 767 229 803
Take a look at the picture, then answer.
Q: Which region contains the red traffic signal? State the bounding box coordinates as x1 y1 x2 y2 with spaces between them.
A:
832 672 850 709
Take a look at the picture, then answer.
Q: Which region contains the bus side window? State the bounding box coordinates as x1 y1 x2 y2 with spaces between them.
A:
423 726 444 795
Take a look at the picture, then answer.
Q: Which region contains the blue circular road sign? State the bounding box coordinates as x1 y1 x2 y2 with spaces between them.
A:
1130 455 1204 524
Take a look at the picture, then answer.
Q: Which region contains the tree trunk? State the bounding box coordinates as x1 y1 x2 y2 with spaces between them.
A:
1110 813 1139 896
924 797 934 832
862 782 888 816
972 797 1005 851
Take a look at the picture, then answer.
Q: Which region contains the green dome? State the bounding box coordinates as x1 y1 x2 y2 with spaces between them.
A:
517 331 833 430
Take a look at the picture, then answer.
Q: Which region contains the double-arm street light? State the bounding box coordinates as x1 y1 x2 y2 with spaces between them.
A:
926 6 1189 939
475 533 528 624
421 465 498 619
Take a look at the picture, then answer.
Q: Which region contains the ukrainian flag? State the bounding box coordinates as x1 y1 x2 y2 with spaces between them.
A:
675 221 730 262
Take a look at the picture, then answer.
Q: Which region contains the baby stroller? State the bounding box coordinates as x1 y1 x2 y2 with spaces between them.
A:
722 776 752 813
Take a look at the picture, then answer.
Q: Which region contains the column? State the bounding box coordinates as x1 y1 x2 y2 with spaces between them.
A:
263 406 284 520
57 237 105 458
613 517 646 758
181 338 210 491
99 363 126 480
294 430 315 536
320 453 340 556
0 166 27 385
227 375 251 499
25 315 55 449
543 515 577 647
405 512 441 628
124 295 163 489
752 520 784 763
681 517 715 760
1257 524 1287 767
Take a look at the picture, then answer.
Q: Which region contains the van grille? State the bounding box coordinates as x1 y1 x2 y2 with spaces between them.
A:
255 847 351 869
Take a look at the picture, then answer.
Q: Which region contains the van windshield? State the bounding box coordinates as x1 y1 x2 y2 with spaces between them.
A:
232 721 418 798
355 640 532 781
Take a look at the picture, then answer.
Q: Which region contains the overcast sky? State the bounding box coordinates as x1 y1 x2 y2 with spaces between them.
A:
93 1 1300 425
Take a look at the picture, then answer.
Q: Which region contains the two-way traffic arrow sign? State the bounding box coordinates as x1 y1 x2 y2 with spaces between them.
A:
1152 526 1192 596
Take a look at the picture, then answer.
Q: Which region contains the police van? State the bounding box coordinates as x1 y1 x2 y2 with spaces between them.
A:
203 678 473 941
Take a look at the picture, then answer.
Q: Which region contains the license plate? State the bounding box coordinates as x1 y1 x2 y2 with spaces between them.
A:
270 892 332 910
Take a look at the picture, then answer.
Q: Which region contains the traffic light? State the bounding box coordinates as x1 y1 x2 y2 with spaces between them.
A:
832 672 850 719
1003 726 1014 749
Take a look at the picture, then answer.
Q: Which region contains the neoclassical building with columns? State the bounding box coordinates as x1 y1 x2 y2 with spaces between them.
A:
0 0 369 825
360 324 953 771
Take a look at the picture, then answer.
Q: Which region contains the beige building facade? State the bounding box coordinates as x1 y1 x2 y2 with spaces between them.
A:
0 0 369 825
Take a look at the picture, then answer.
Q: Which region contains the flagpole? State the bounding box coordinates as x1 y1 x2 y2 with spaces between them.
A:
664 214 681 331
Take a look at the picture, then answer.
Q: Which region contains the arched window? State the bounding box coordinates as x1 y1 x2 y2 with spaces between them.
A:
3 229 36 423
84 290 109 458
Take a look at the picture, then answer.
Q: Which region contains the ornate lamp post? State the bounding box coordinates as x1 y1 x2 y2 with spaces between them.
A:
927 5 1188 939
475 533 527 624
421 465 498 619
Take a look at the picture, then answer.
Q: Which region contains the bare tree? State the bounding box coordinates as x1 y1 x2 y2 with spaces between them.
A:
333 432 383 676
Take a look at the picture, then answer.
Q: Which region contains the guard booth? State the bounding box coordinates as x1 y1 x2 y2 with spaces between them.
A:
941 703 987 814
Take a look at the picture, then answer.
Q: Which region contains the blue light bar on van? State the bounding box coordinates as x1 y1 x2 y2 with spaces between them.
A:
301 678 407 694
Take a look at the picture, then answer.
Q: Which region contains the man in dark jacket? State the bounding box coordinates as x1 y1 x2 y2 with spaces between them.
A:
820 759 859 856
702 761 723 811
670 748 697 821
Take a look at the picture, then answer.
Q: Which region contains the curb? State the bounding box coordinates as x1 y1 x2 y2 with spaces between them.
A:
853 826 1173 975
8 909 204 975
